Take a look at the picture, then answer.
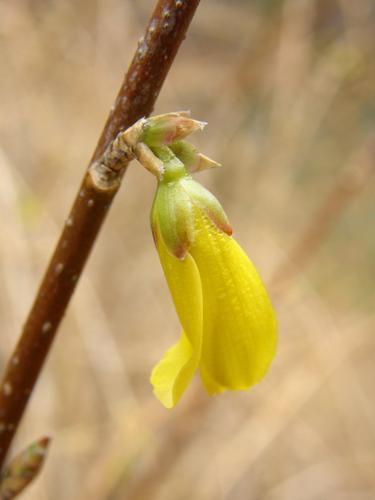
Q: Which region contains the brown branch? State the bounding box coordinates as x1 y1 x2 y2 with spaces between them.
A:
0 0 201 470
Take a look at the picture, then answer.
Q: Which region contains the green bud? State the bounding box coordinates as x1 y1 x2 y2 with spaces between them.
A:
143 112 206 147
151 181 194 259
0 437 50 499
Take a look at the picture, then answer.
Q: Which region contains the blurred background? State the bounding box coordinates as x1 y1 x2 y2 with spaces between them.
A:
0 0 374 498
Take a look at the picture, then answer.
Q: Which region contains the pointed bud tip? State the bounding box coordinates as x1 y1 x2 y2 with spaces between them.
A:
37 437 51 449
143 113 207 147
190 153 221 173
196 120 207 130
169 117 206 144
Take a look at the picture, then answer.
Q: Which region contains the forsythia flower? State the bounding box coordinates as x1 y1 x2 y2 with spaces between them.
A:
149 145 277 409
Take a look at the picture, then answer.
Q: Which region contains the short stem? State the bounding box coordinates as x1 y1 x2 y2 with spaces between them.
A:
152 145 188 183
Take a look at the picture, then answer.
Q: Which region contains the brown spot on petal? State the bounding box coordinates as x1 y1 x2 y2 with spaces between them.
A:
172 241 189 260
151 226 158 245
207 210 233 236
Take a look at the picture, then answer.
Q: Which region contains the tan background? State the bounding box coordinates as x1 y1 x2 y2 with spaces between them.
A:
0 0 374 498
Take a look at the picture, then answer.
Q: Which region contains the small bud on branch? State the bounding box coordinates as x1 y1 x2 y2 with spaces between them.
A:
0 437 50 499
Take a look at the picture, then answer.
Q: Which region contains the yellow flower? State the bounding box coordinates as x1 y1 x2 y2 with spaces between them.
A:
150 146 277 408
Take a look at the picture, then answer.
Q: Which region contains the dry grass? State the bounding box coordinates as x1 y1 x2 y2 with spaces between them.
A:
0 0 374 499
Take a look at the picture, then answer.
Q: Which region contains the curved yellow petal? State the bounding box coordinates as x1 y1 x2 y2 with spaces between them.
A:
190 211 277 394
151 332 194 408
150 225 203 408
200 363 225 394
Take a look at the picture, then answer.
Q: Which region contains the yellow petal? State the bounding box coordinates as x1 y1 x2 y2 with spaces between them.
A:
151 332 194 408
150 225 203 408
200 363 225 394
190 211 277 394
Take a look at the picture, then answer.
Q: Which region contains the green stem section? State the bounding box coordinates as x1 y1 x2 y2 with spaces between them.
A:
152 145 189 183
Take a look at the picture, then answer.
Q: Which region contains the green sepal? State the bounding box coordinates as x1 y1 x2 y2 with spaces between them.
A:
181 178 232 235
151 182 195 260
169 141 199 169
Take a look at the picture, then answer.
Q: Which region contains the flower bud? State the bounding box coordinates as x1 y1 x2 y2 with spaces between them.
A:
142 112 206 146
0 437 50 499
